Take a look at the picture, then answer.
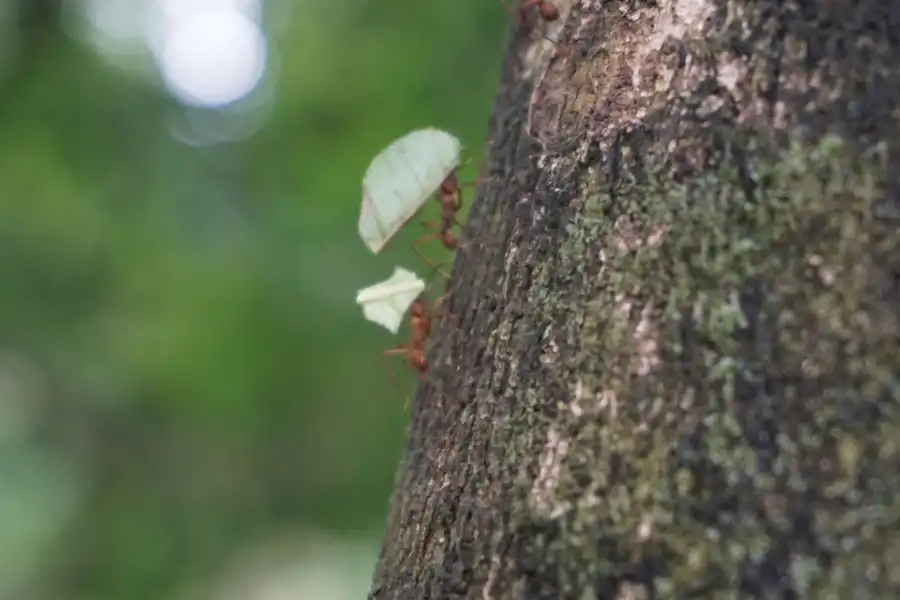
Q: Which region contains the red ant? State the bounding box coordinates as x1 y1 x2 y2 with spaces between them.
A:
501 0 559 24
381 294 450 384
497 0 562 45
412 171 481 275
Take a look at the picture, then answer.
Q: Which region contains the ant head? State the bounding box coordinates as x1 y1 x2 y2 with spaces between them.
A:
439 171 459 195
410 297 426 317
538 1 559 21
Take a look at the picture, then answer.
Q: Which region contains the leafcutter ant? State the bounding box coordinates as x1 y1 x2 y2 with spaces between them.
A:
496 0 563 46
504 0 559 24
412 170 485 276
380 264 454 385
380 291 454 397
381 297 434 381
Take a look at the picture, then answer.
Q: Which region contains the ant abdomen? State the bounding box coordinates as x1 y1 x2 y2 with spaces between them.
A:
443 232 459 250
538 1 559 21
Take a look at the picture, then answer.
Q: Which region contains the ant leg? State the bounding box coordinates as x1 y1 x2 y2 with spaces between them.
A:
420 220 443 232
413 230 438 245
422 261 451 289
423 305 449 319
495 0 518 19
412 232 440 263
453 175 494 211
382 347 410 356
400 360 430 410
429 305 457 324
422 298 460 325
433 292 451 310
459 176 492 189
413 248 446 274
381 348 409 396
413 234 452 279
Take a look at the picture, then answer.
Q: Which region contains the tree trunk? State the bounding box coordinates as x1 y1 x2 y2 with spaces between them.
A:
371 0 900 597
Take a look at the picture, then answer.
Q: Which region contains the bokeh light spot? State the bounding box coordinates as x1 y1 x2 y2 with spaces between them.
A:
155 7 267 108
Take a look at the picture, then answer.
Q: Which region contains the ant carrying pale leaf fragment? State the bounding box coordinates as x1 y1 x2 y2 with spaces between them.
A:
382 290 453 386
359 266 454 392
382 297 435 381
412 171 483 274
359 128 462 253
355 266 426 334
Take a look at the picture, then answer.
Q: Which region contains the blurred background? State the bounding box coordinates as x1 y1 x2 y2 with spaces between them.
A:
0 1 507 598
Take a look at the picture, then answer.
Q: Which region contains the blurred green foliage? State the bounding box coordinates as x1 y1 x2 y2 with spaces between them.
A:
0 1 507 598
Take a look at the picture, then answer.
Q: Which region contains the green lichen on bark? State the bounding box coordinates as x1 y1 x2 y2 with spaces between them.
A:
494 134 900 598
371 0 900 597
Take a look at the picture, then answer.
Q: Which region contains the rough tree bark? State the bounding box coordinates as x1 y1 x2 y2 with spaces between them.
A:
371 1 900 598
